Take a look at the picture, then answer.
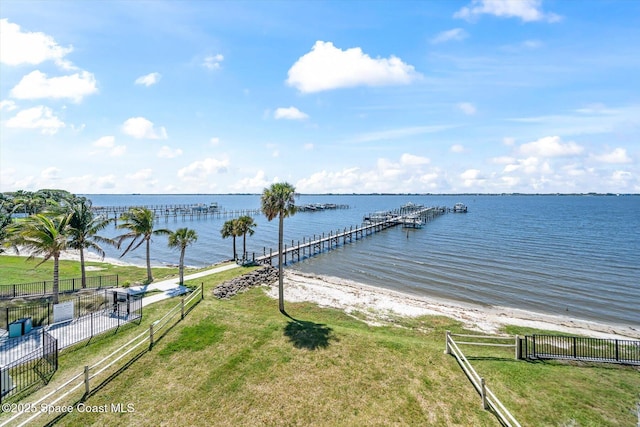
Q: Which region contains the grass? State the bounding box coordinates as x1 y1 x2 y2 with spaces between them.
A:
1 261 638 426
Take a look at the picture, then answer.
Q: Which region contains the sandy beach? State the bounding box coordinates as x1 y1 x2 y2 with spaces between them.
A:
264 270 640 341
3 248 638 341
2 247 139 267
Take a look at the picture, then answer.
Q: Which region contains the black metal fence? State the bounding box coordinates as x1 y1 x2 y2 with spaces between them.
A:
520 334 640 365
0 275 119 299
0 331 58 403
1 291 114 331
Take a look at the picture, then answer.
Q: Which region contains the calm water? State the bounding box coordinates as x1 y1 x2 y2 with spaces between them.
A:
84 194 640 327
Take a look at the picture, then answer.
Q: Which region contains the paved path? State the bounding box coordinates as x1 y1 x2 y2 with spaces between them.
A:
128 262 240 306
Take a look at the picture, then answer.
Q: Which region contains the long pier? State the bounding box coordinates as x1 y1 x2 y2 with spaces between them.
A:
252 205 447 266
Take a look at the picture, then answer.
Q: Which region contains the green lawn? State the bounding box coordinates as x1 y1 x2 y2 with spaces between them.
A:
1 261 638 426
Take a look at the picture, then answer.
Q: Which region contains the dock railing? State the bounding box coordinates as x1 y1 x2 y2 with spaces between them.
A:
445 331 521 427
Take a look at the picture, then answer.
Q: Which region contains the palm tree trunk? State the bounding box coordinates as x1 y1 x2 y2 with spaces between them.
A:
179 247 185 285
242 233 247 261
53 253 60 304
278 214 285 313
232 236 237 261
80 247 87 288
146 238 153 282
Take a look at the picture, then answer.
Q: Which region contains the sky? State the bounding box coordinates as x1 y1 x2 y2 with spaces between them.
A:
0 0 639 194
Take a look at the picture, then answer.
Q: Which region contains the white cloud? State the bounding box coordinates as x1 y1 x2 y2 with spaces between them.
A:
109 145 127 157
126 169 153 180
231 170 271 192
351 125 453 144
431 28 468 44
287 41 421 93
177 157 229 180
96 175 116 189
458 102 477 115
10 70 98 102
590 148 632 164
450 144 465 153
5 106 65 134
93 136 115 148
0 100 17 111
135 72 161 87
519 136 584 157
41 167 60 180
122 117 168 139
157 145 183 158
274 106 309 120
400 153 430 166
460 168 486 187
0 19 73 67
210 137 220 146
203 54 224 70
503 137 516 146
454 0 561 23
303 143 314 150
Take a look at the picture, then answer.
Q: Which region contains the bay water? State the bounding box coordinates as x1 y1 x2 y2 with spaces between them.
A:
84 194 640 328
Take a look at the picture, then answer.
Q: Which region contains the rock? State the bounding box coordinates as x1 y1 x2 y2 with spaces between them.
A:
212 266 279 299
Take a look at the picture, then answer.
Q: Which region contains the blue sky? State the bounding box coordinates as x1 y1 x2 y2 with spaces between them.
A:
1 0 638 194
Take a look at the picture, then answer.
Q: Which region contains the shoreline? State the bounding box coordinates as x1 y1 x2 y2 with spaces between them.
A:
266 270 640 341
2 250 638 340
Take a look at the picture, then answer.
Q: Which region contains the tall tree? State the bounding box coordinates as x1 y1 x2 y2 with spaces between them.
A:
67 199 115 288
116 207 170 283
221 219 239 261
7 212 72 304
261 182 297 313
167 227 198 285
235 215 257 261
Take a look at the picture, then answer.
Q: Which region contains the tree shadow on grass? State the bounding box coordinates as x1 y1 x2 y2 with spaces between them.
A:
283 314 336 350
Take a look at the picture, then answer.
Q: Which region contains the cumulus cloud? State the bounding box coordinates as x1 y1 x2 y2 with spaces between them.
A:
135 72 161 86
450 144 465 153
91 136 126 156
210 137 220 146
274 106 309 120
157 145 183 158
287 41 421 93
590 148 632 164
93 136 115 148
10 70 98 102
455 0 561 23
230 170 271 192
519 136 583 157
0 100 18 111
0 19 73 67
41 167 61 180
303 143 314 150
122 117 168 139
203 54 224 70
96 175 117 189
126 169 153 181
5 106 65 134
177 157 228 180
458 102 477 115
431 28 468 44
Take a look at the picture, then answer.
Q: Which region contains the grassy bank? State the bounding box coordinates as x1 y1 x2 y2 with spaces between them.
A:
36 272 640 426
1 260 638 426
0 255 184 286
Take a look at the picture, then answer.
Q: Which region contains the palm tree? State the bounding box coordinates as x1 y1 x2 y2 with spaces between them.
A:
116 207 170 283
7 212 72 304
167 228 198 285
67 199 115 288
235 215 257 261
261 182 297 313
221 219 239 261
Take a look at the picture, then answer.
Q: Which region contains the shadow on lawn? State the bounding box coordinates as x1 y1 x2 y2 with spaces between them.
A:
283 315 336 350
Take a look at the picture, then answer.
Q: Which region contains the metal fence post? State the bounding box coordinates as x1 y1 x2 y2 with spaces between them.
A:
515 335 521 360
149 323 154 348
181 298 185 319
445 330 451 355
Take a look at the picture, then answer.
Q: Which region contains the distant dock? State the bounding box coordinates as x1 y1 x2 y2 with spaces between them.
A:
92 202 350 222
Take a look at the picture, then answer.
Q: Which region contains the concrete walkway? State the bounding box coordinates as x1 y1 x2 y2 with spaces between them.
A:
129 262 240 306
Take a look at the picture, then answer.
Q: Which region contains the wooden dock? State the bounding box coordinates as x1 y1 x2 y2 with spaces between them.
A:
251 205 447 266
